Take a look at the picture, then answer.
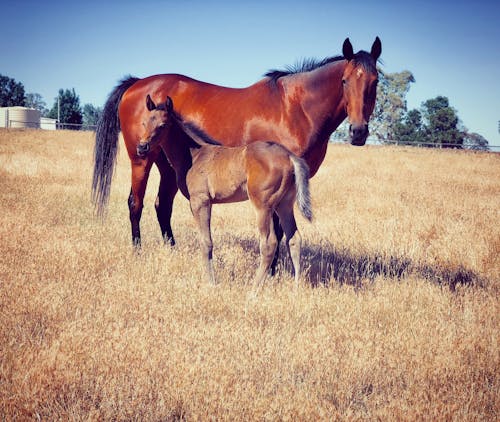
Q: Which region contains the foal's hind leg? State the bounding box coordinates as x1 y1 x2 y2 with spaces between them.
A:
190 196 216 284
253 208 278 290
277 195 302 287
154 151 178 246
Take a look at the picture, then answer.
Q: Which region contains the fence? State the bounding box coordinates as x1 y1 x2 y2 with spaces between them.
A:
5 120 96 131
3 120 499 151
377 139 500 152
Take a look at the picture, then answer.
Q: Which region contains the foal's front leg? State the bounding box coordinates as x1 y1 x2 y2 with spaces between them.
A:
190 196 216 284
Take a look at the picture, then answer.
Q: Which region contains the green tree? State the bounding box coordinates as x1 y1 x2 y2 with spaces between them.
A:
49 88 82 129
82 103 102 129
0 74 26 107
462 131 489 151
25 93 48 116
421 96 463 148
393 109 427 145
370 69 415 142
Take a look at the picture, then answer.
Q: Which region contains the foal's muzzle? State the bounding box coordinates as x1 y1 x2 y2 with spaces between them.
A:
136 142 150 157
349 124 369 146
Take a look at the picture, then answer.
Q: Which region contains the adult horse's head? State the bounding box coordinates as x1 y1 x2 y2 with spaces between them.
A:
137 94 173 157
341 37 381 146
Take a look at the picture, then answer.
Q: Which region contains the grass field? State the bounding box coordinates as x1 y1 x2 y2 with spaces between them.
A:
0 128 498 420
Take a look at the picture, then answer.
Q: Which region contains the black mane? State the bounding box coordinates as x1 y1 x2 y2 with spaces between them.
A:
264 51 378 84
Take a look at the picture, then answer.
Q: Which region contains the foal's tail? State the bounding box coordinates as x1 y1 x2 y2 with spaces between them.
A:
92 76 139 216
290 155 313 221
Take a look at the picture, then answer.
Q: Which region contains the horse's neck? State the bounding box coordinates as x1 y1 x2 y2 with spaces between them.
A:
303 60 347 131
276 61 347 175
284 60 347 138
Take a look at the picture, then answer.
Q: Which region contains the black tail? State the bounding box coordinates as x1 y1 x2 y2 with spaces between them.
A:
92 76 139 216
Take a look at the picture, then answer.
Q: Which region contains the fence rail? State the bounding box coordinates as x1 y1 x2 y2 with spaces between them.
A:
333 138 500 152
380 139 498 151
3 120 499 151
5 120 96 131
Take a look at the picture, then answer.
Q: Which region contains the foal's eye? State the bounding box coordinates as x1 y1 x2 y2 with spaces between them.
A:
342 79 346 85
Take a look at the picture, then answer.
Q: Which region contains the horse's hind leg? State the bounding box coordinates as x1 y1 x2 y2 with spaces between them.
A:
154 151 178 246
277 195 302 287
190 196 216 284
270 212 284 276
253 208 278 290
129 158 154 248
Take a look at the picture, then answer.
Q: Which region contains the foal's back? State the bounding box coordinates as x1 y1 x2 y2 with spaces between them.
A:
187 141 295 205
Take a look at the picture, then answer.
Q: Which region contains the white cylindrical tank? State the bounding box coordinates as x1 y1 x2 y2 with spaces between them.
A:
7 107 41 128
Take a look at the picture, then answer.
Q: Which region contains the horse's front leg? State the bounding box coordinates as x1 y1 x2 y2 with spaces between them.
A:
270 212 284 275
154 151 178 246
277 197 302 288
190 196 215 284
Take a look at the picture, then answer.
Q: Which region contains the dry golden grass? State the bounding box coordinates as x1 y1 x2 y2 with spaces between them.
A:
0 128 498 420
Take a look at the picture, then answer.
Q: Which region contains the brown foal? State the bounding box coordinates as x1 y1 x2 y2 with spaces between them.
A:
139 95 313 288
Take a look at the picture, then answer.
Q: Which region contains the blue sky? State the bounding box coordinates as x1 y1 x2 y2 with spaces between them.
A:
2 0 499 145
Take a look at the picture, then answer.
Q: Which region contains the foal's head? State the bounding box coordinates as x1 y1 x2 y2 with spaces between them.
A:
137 95 173 157
341 37 381 146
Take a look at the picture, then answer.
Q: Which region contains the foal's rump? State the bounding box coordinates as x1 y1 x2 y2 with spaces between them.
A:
245 142 312 221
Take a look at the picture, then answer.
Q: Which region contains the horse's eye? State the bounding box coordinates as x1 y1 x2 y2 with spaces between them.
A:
342 79 346 85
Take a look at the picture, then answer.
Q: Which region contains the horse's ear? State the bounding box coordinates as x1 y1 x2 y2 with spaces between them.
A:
166 96 173 113
146 94 156 111
371 36 382 61
343 38 354 61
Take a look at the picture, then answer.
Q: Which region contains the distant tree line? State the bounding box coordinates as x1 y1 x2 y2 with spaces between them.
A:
0 72 491 148
0 73 102 130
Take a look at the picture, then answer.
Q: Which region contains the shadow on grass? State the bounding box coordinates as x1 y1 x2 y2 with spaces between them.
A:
206 234 484 291
297 244 484 291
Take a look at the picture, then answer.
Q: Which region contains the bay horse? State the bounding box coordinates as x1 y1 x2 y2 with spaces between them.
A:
140 95 312 286
92 37 381 272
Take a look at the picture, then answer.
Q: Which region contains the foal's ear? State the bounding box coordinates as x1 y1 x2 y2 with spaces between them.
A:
342 38 354 61
371 36 382 61
166 96 173 113
146 94 156 111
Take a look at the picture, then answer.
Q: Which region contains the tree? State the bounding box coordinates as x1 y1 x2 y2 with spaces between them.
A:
421 96 463 148
370 69 415 142
82 103 102 128
0 74 26 107
25 93 48 116
393 109 427 145
48 88 82 129
462 131 489 151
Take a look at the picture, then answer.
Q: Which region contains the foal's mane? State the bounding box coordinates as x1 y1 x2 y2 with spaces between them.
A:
264 51 378 84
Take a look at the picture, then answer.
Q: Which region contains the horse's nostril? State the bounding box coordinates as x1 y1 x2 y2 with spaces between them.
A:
137 142 150 157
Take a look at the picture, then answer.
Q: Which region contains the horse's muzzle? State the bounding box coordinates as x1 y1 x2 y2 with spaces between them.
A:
137 142 150 157
349 124 369 146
